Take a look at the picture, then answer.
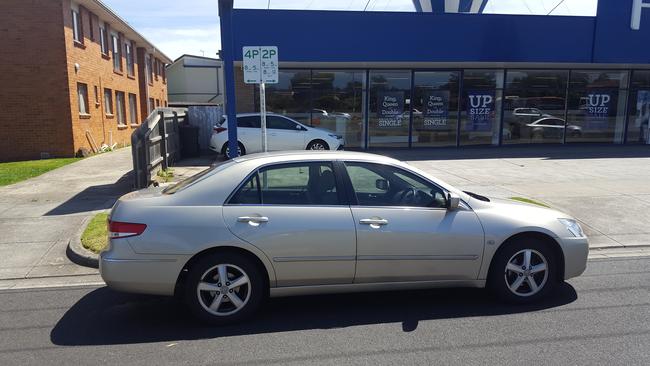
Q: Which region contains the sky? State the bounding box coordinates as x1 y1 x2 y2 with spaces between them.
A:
102 0 598 61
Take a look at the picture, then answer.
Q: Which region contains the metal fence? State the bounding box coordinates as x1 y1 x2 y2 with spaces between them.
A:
131 108 186 189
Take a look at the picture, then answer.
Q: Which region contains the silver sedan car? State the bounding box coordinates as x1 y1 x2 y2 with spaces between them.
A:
100 151 588 324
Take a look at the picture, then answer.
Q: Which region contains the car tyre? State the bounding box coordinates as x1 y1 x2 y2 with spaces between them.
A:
184 252 265 325
488 238 558 304
307 139 329 150
221 142 245 158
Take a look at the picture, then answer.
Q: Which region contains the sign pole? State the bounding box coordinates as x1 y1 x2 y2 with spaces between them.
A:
260 82 267 152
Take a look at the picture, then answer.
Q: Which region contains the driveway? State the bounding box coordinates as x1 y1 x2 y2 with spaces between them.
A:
0 148 133 286
385 145 650 249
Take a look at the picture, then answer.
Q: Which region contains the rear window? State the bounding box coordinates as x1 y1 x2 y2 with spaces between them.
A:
162 160 235 194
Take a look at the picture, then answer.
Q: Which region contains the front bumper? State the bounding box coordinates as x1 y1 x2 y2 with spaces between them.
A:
100 241 189 296
559 236 589 280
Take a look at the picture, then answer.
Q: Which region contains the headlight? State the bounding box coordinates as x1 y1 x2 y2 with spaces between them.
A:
328 133 343 139
558 218 584 237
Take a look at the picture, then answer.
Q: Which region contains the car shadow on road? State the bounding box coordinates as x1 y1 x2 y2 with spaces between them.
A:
50 283 577 346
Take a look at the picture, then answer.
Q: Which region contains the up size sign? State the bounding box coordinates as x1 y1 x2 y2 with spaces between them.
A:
243 46 278 84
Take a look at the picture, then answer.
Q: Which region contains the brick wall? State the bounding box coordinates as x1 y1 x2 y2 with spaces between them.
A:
0 0 74 161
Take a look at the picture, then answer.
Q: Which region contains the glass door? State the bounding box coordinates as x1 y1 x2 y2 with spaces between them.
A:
368 71 412 148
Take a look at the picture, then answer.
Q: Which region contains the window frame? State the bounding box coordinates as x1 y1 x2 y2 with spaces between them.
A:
103 88 113 115
128 93 138 124
77 83 89 115
341 160 449 209
71 10 83 44
115 91 126 125
99 25 108 55
111 33 122 72
125 40 135 76
225 161 348 206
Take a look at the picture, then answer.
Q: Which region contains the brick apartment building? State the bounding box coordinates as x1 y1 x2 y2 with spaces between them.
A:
0 0 172 161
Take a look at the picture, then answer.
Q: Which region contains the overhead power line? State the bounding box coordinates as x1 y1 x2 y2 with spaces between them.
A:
547 0 566 15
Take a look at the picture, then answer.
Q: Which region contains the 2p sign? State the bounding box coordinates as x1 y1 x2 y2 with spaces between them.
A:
243 46 278 84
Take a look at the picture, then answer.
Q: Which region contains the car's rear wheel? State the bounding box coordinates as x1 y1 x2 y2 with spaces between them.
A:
184 252 264 325
488 238 558 304
307 139 329 150
221 142 245 158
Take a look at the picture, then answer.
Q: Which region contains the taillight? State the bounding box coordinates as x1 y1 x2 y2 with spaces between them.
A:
213 126 227 134
108 220 147 239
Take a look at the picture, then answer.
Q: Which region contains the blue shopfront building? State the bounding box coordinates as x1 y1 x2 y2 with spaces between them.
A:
222 0 650 149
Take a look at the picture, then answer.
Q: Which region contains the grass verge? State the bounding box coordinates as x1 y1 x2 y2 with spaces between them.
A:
509 197 551 208
81 212 109 254
0 158 81 186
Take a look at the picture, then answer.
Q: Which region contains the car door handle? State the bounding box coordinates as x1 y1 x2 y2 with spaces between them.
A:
237 216 269 223
359 218 388 226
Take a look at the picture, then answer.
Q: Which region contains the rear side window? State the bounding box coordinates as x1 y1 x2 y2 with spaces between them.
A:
228 162 342 205
237 116 261 128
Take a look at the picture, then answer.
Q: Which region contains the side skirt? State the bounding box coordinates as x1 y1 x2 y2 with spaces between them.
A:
269 280 486 298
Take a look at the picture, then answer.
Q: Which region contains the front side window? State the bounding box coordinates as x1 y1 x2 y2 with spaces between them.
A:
345 162 446 208
77 83 88 114
267 116 298 130
229 162 341 205
237 115 261 128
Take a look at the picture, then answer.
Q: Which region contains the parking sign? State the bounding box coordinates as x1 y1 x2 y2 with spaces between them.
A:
242 46 278 84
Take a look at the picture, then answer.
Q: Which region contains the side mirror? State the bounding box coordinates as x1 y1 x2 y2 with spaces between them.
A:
375 179 389 191
446 192 460 210
296 124 303 130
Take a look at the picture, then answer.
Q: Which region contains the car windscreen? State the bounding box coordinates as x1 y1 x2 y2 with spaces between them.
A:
162 160 236 195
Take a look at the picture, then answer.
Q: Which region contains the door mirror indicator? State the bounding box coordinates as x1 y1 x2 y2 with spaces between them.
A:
446 192 460 210
375 179 389 191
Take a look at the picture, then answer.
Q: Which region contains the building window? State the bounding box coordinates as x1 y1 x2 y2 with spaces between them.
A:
115 91 126 125
311 70 366 148
104 88 113 115
156 99 160 108
125 41 135 76
99 25 108 55
72 10 82 43
145 54 152 85
77 83 89 115
112 34 121 71
368 70 412 148
128 93 138 124
153 59 159 80
148 98 154 113
503 70 569 144
94 85 99 105
628 70 650 144
88 13 95 41
566 71 629 144
264 70 312 125
460 70 504 146
412 71 460 147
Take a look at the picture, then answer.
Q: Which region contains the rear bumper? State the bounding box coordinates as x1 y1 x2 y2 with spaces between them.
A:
99 243 189 296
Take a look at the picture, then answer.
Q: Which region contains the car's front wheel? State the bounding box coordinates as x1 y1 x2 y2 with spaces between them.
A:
184 252 264 325
221 142 245 158
488 238 558 304
307 139 329 150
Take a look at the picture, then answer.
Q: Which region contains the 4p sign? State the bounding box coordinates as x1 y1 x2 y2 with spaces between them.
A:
243 46 278 84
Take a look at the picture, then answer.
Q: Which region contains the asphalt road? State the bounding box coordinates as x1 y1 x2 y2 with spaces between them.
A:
1 256 649 366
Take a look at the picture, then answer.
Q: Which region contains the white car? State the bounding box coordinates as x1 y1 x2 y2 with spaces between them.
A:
210 113 344 156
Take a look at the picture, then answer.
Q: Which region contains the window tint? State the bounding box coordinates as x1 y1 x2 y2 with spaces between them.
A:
345 162 446 208
237 116 261 128
267 116 298 130
229 162 341 205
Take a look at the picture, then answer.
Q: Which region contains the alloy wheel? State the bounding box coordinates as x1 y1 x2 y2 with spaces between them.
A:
309 142 326 150
504 249 548 297
196 263 251 316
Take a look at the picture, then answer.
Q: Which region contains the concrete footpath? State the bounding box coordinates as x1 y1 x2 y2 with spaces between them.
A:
0 148 133 289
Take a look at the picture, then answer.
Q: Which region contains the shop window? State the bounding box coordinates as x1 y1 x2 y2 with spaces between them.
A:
311 70 366 148
627 70 650 144
368 70 412 148
263 70 312 125
460 70 504 146
502 70 568 144
566 71 628 144
412 71 460 147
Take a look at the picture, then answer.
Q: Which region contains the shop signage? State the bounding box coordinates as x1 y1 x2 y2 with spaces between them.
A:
422 91 449 130
631 0 650 30
377 91 404 128
585 91 613 130
467 91 495 131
